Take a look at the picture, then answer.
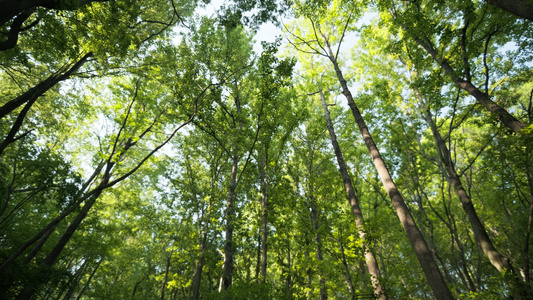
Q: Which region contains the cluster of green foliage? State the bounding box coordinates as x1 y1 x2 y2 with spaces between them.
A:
0 0 532 299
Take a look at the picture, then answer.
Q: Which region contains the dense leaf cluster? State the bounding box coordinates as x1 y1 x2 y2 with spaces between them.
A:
0 0 532 299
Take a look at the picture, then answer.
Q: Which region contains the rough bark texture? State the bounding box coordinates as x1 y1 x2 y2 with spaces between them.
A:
485 0 533 22
321 38 453 299
319 90 386 299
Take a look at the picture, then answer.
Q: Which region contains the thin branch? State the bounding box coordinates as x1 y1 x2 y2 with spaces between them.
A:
236 121 261 187
461 14 471 82
104 81 207 188
106 79 140 167
458 139 491 177
483 28 498 94
335 8 355 61
284 23 327 57
309 18 328 55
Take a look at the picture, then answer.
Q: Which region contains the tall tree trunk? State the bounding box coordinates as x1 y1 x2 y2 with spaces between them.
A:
320 34 454 299
421 99 528 298
260 145 268 284
161 252 172 300
192 216 210 299
222 155 238 290
75 260 101 300
16 192 101 299
319 90 386 299
308 193 327 300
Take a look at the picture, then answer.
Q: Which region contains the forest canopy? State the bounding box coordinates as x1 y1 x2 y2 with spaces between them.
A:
0 0 532 299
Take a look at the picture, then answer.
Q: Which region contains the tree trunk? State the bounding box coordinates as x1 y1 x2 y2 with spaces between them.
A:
161 252 172 300
412 36 526 133
320 34 454 299
319 90 386 299
0 52 92 120
421 100 527 298
16 192 101 299
0 163 104 275
192 222 209 299
308 194 327 300
260 145 268 284
222 155 238 290
484 0 533 22
75 260 101 300
0 0 109 27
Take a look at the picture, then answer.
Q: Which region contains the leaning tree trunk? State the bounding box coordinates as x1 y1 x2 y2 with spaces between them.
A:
320 34 454 299
420 99 528 298
319 90 386 299
412 36 526 134
484 0 533 22
16 190 103 299
0 52 93 120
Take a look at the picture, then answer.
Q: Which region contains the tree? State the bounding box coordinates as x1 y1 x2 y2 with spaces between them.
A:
285 1 454 298
484 0 533 22
380 0 531 133
318 89 386 299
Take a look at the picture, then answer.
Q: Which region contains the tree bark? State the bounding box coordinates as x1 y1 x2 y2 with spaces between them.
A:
420 99 528 298
259 145 268 284
320 34 454 299
0 0 110 27
318 90 386 299
161 252 172 300
484 0 533 22
192 212 210 300
310 199 327 300
412 36 526 133
222 155 238 290
0 52 93 120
